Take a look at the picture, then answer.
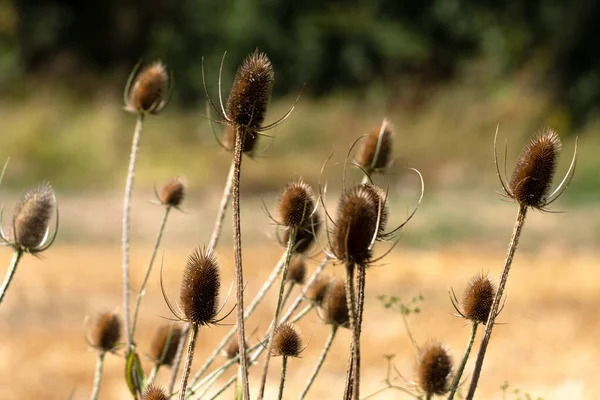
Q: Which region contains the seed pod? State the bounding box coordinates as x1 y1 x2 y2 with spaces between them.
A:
278 180 315 228
148 324 183 366
223 125 259 154
324 278 349 327
305 276 330 307
282 211 321 253
13 182 55 251
286 255 306 285
141 385 169 400
416 341 453 396
158 177 185 208
126 61 170 114
272 323 303 357
462 275 496 324
509 129 561 208
180 248 221 326
356 119 393 173
226 51 274 129
89 312 122 352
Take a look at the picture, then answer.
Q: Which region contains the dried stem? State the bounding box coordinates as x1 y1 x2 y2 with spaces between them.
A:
299 325 339 400
343 262 359 399
352 265 367 400
447 322 478 400
466 204 528 399
178 323 199 400
0 249 24 305
278 356 288 400
209 159 235 251
90 351 105 400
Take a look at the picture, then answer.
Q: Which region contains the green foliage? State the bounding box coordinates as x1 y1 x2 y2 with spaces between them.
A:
376 294 424 316
501 381 544 400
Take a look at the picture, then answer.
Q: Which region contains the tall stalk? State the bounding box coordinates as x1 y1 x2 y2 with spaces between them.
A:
89 351 105 400
352 266 367 400
299 325 338 400
0 249 24 305
447 322 478 400
278 357 289 400
343 262 359 399
178 323 199 400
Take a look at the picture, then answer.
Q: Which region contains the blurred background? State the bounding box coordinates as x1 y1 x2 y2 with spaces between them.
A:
0 1 599 399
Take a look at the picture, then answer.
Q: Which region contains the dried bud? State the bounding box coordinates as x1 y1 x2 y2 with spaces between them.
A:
509 129 561 208
272 323 303 358
278 180 315 228
282 211 321 253
462 275 496 324
88 312 121 352
180 248 221 326
324 278 349 327
305 276 330 307
223 125 259 154
148 324 183 366
13 182 55 251
416 341 453 396
222 337 248 362
126 61 170 114
158 177 185 208
356 119 393 173
141 385 169 400
286 255 306 285
226 51 274 129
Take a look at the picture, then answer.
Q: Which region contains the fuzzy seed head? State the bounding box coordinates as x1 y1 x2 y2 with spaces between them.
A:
141 385 169 400
126 61 169 114
89 312 121 352
417 341 453 396
278 180 315 228
509 129 561 208
462 275 496 324
226 51 274 128
305 276 330 307
13 182 55 251
283 211 321 253
180 248 221 326
223 125 259 154
272 323 303 357
159 177 185 208
286 255 306 285
324 278 349 327
148 324 182 366
356 119 393 172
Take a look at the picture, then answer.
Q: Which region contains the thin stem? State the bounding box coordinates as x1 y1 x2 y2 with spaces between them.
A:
131 206 171 338
0 249 24 305
278 357 288 400
147 363 160 387
209 375 237 400
90 351 105 400
258 228 297 399
447 322 478 400
299 325 338 400
122 114 144 348
179 323 199 400
352 266 366 400
208 159 235 251
281 282 295 311
401 312 419 358
343 262 358 399
466 205 528 400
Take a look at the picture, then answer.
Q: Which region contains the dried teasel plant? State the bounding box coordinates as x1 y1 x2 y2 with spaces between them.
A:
85 312 122 400
141 385 169 400
305 275 330 307
355 119 394 175
148 324 183 367
286 254 306 285
157 177 186 209
271 323 305 399
280 210 321 254
416 341 454 399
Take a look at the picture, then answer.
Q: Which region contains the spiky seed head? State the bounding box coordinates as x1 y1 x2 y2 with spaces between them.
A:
282 211 321 254
324 278 349 328
13 182 55 251
462 275 496 324
89 312 121 352
278 180 315 228
272 323 303 358
180 248 221 326
509 129 561 208
159 177 185 208
223 125 259 154
226 51 274 129
361 183 388 237
148 324 183 366
305 276 330 307
356 119 393 173
222 337 249 362
286 255 306 285
416 341 453 396
141 385 169 400
126 61 169 114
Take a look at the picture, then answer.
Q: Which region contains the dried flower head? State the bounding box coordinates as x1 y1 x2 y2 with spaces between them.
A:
305 276 330 307
282 211 321 253
272 323 303 358
222 337 249 362
323 278 349 327
88 312 121 352
179 248 221 326
356 119 393 173
158 177 185 208
286 255 306 285
416 341 453 396
226 51 274 129
223 125 259 155
462 275 496 324
141 385 169 400
148 324 182 366
125 61 170 115
278 180 315 228
12 182 56 252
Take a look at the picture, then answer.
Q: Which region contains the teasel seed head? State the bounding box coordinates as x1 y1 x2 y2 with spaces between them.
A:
416 341 453 396
223 125 259 155
282 211 321 254
226 51 274 129
12 182 56 252
180 248 221 326
272 323 303 358
508 129 561 209
158 177 185 208
148 324 183 366
88 312 122 352
305 276 330 307
323 278 349 328
278 180 315 228
141 385 169 400
361 183 388 237
286 255 306 285
462 274 496 325
125 61 170 115
356 119 393 173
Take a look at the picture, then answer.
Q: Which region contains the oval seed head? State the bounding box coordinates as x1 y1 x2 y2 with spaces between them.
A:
159 177 185 208
356 119 393 173
89 312 122 352
282 211 321 254
226 51 274 129
141 385 169 400
286 255 306 285
126 61 169 114
223 125 259 155
278 180 315 228
272 323 303 358
416 341 453 396
13 182 55 251
148 324 183 366
180 248 221 326
462 274 496 324
509 128 561 208
305 276 330 307
324 278 349 328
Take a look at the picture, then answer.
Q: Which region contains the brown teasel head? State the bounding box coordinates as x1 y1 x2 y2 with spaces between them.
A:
286 255 306 285
125 61 170 115
508 129 561 209
323 278 349 328
282 211 321 253
222 337 249 362
361 183 388 238
88 312 122 352
226 51 274 129
462 274 496 324
272 323 303 358
355 119 393 173
223 125 259 155
278 180 316 228
158 177 185 208
141 385 169 400
416 341 453 396
180 248 221 326
305 276 330 307
13 182 55 251
148 324 182 366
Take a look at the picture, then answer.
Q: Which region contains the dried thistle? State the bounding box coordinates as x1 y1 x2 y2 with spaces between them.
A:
417 341 453 396
278 180 316 228
305 276 330 307
286 255 306 285
462 275 496 324
272 323 303 358
125 61 171 115
141 385 169 400
323 278 349 328
88 312 122 352
355 119 393 173
11 182 57 252
149 325 183 366
282 211 321 253
158 177 185 208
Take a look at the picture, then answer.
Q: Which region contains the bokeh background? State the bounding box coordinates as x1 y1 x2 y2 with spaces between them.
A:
0 1 599 399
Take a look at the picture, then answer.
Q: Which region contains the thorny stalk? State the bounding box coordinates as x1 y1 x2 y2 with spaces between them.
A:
178 323 199 400
89 351 105 400
447 322 478 400
343 262 359 399
278 357 288 400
